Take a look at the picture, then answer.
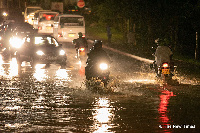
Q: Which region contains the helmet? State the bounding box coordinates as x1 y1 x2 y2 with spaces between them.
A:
155 38 169 46
93 40 102 49
78 32 83 37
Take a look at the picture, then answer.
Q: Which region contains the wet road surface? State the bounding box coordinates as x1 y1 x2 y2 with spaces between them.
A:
0 42 199 133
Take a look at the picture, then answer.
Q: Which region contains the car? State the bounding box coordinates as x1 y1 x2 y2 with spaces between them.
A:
12 22 38 37
32 10 51 29
16 34 67 68
37 11 59 34
23 6 43 24
53 14 85 42
1 22 38 57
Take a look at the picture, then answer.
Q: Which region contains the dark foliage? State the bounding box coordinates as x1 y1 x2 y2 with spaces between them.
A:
86 0 200 59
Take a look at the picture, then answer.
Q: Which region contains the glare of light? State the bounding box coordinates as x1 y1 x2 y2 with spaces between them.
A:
35 37 43 44
3 12 7 16
28 18 33 24
56 69 69 79
162 63 169 68
4 105 21 110
0 55 4 76
9 58 18 77
126 79 156 84
9 37 24 48
59 50 65 55
92 98 115 133
99 63 108 70
36 50 44 55
33 65 47 81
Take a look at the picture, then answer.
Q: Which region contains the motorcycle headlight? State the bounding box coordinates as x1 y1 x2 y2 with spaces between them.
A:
99 63 108 70
9 37 24 48
59 50 65 55
36 50 44 55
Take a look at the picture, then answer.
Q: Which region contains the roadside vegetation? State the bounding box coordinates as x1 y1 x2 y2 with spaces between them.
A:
84 0 200 66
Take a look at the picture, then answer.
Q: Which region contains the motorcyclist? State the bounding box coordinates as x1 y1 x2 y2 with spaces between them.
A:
154 38 173 67
86 40 111 64
85 40 112 78
73 32 88 51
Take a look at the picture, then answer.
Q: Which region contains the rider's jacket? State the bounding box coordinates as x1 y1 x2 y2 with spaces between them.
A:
87 48 111 65
74 37 88 48
155 46 173 67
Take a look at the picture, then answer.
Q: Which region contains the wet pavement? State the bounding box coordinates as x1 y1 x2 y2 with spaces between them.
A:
0 43 200 133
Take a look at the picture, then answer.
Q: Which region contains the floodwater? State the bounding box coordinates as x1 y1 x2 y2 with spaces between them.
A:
0 46 200 133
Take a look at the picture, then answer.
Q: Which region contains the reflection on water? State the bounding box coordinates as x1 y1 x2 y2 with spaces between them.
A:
33 64 47 81
158 88 176 132
0 55 18 78
91 97 115 133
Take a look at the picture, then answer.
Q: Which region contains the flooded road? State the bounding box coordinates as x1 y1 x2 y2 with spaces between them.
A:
0 43 199 132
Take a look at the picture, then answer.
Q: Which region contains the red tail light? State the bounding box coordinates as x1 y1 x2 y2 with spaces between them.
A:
162 63 169 68
58 34 63 37
38 27 42 30
80 48 85 51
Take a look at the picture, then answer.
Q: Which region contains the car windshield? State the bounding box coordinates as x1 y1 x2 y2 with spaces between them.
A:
60 17 84 26
27 8 42 15
34 36 59 46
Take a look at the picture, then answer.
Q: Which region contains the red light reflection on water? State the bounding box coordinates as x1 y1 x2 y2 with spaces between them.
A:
79 64 85 76
158 88 176 131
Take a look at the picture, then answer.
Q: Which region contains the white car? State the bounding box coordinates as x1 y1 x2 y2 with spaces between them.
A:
37 11 59 35
24 6 43 24
53 14 85 42
32 10 51 29
26 9 46 25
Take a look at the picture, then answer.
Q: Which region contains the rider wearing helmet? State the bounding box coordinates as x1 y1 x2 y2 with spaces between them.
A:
154 38 173 67
74 32 88 50
86 40 111 65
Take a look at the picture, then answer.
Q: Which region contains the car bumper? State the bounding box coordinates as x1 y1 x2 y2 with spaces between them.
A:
35 55 67 63
56 37 74 43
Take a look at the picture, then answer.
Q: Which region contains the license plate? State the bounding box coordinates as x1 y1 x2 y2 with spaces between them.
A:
47 56 56 60
46 26 52 30
69 34 75 37
80 52 85 56
162 69 170 74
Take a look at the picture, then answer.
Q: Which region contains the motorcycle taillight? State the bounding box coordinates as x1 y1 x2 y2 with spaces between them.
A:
162 63 169 68
80 48 85 51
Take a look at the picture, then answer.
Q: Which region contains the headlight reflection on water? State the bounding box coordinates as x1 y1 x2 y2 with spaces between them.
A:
33 64 47 81
126 78 156 84
0 57 18 78
91 97 115 133
9 58 18 77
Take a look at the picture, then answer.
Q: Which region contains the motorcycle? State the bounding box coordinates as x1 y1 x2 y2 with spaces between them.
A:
85 60 110 86
151 62 176 80
72 39 88 60
77 46 88 61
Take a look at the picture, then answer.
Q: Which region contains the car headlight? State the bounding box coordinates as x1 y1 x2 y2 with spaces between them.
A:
99 63 108 70
9 37 24 48
59 50 65 55
36 50 44 55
